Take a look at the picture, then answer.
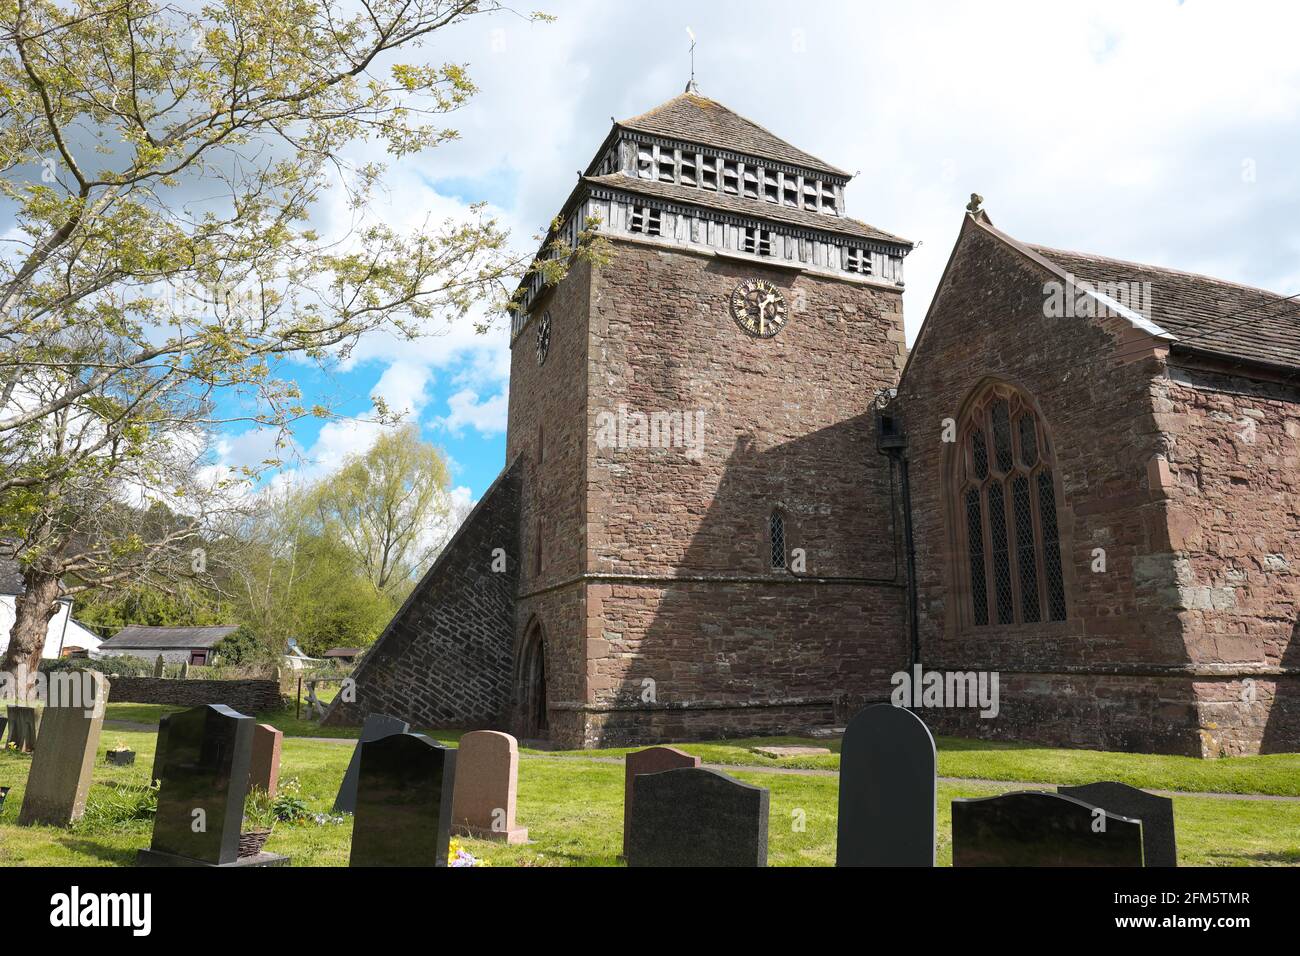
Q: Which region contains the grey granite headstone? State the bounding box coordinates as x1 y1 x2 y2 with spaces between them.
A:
18 673 108 826
333 713 410 813
626 767 769 867
6 705 41 752
953 790 1144 866
1059 781 1176 867
138 704 255 866
349 732 456 867
837 703 936 866
623 746 701 857
150 714 172 785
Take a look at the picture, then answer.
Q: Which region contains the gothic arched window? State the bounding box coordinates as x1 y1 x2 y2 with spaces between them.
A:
954 383 1067 627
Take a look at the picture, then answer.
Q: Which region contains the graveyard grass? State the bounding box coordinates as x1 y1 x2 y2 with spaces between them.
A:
2 703 1299 866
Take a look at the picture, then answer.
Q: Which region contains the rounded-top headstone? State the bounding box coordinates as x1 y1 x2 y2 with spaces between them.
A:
836 702 937 867
450 730 527 843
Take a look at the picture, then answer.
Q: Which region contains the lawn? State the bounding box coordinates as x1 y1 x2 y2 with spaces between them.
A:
1 714 1298 866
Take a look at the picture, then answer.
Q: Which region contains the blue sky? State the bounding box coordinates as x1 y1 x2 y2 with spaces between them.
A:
201 0 1300 505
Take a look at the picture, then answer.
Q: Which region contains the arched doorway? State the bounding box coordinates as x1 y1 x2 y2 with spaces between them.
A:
517 620 549 740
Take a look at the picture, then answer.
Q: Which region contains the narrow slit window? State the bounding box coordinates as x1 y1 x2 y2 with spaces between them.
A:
770 512 786 569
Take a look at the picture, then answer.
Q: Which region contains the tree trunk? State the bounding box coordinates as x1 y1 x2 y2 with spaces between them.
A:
1 571 62 675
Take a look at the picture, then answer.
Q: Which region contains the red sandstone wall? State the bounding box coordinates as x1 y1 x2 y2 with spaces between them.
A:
573 239 910 745
506 262 594 740
1155 366 1300 754
900 216 1201 753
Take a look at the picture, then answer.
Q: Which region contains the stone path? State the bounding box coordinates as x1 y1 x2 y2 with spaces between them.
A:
103 720 1300 803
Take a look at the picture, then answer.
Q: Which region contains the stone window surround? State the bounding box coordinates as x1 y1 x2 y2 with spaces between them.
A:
947 379 1073 632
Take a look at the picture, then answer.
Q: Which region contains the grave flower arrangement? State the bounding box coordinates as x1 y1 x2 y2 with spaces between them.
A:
448 839 487 867
106 740 136 766
240 786 278 857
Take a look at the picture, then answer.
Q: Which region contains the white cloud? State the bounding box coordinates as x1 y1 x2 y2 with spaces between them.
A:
435 388 509 437
372 360 434 417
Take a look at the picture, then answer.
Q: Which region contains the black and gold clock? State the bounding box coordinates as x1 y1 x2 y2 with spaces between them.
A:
535 310 551 366
730 278 788 338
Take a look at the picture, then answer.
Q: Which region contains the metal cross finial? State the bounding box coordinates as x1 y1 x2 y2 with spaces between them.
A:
685 27 698 92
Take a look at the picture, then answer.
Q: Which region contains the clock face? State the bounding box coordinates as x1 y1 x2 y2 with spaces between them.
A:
730 278 788 338
535 311 551 366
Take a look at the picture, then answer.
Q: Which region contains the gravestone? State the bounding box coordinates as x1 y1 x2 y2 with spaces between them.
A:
0 715 7 744
150 715 172 785
153 654 165 678
137 703 286 867
623 746 701 857
837 703 937 867
333 713 410 814
626 767 769 867
6 705 41 752
450 730 527 843
349 733 456 867
248 723 283 798
952 790 1144 867
1059 781 1177 867
18 673 109 827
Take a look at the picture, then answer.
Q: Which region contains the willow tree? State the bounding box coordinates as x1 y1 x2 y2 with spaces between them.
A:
0 0 603 672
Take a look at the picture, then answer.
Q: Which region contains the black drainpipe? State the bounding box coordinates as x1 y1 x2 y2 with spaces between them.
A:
896 452 920 669
875 391 920 670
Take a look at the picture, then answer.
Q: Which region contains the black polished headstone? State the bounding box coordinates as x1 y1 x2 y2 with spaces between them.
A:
333 713 410 814
349 732 456 867
151 714 172 785
1059 781 1176 867
144 704 253 865
952 790 1144 867
837 703 936 866
626 767 769 867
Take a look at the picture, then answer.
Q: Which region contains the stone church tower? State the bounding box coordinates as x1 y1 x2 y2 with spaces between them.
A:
327 87 916 748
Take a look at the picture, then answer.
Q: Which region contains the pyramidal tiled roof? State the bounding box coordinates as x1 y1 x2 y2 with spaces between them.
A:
617 92 850 178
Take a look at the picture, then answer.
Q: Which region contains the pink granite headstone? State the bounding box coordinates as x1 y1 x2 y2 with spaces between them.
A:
248 723 283 797
623 746 701 857
450 730 528 843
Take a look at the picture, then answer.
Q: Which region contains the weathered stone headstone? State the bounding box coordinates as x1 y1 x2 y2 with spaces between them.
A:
0 715 7 744
333 713 410 814
5 705 41 753
137 703 285 866
1059 781 1176 867
153 654 165 678
349 732 456 867
623 746 701 857
450 730 527 843
248 723 283 798
952 790 1144 866
150 715 172 785
837 703 937 867
626 767 769 867
18 673 109 827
